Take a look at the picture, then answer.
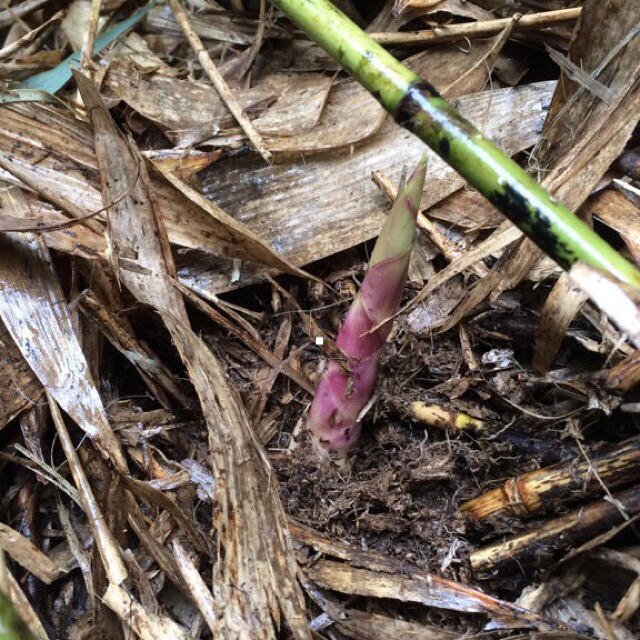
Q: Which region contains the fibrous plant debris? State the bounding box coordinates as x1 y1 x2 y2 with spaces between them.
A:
0 0 640 639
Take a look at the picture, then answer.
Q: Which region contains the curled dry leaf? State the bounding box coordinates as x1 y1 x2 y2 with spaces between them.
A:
591 188 640 264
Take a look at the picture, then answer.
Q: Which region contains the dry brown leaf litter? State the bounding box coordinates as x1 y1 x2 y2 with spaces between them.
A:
0 0 640 639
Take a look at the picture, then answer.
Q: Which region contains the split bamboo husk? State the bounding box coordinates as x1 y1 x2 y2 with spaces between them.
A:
461 435 640 521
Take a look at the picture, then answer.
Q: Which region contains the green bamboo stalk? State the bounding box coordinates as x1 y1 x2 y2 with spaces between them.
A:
270 0 640 289
0 589 36 640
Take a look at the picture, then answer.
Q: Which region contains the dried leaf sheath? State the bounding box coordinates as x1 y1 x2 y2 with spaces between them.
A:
270 0 640 289
308 156 427 450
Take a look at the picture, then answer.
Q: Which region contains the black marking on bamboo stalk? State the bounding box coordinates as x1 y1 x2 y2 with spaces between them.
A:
395 80 577 270
394 80 441 125
394 80 478 141
439 137 450 159
487 183 574 270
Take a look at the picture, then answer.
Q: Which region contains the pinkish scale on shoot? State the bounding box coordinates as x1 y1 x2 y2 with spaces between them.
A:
307 155 428 451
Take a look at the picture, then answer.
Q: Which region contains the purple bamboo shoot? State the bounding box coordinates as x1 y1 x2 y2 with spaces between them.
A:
308 155 428 451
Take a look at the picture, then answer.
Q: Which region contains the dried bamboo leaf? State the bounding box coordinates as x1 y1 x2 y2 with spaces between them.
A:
0 523 66 584
79 291 192 408
394 0 492 21
75 72 310 639
532 272 589 372
250 78 381 154
47 393 128 585
0 100 309 276
215 72 333 136
164 318 312 640
103 59 276 139
0 319 41 430
103 582 194 640
0 186 126 471
338 609 456 640
430 2 640 336
151 161 314 281
591 189 640 264
0 0 51 29
123 477 209 555
144 2 287 45
290 521 562 630
305 559 557 629
262 33 513 156
172 540 223 637
569 261 640 350
427 189 503 229
200 81 553 280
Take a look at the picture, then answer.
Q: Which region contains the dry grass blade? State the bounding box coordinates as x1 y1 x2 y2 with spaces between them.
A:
0 185 126 471
103 582 194 640
167 0 272 162
80 0 102 70
393 221 521 324
173 278 314 394
0 523 66 584
47 392 128 585
0 0 50 28
369 7 582 45
0 9 63 60
172 539 223 636
545 45 615 104
75 70 310 638
122 477 209 555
